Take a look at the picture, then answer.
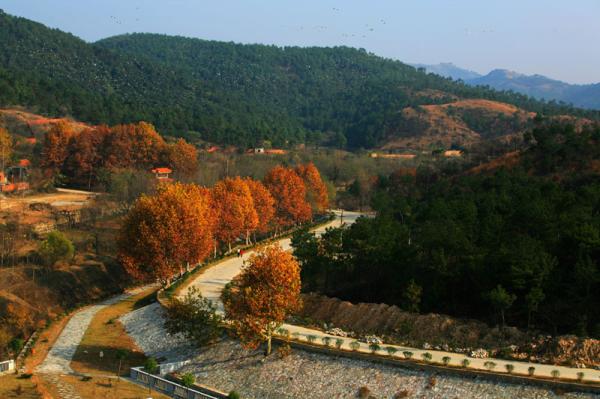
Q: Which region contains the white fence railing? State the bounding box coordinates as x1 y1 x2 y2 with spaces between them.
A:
131 366 225 399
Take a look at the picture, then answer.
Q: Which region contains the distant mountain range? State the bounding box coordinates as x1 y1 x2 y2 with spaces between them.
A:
415 63 600 110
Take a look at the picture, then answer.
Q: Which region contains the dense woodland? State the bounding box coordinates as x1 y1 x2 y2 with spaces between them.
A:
293 122 600 338
1 10 599 150
38 120 197 188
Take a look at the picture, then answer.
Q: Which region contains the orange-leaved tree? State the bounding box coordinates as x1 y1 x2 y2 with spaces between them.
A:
0 127 12 171
104 122 165 170
295 162 329 213
244 178 275 235
212 177 258 249
264 166 311 229
164 138 198 179
40 121 75 177
118 182 214 285
222 245 301 355
63 126 110 188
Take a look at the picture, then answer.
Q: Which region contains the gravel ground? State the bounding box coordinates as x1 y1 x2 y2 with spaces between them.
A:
120 300 600 399
179 339 598 399
119 302 195 362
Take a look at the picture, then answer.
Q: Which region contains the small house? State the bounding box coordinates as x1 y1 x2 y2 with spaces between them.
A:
151 167 173 181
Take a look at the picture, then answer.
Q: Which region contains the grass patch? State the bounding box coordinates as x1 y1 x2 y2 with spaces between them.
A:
70 286 157 376
62 374 171 399
0 375 40 399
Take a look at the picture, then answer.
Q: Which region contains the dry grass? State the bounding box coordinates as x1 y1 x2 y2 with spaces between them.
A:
0 374 41 399
70 288 157 376
62 374 171 399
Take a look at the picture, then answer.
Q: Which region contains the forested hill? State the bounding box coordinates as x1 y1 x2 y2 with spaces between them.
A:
1 11 598 148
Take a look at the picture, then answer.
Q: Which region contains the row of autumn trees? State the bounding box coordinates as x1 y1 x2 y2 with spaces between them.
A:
40 121 198 187
118 163 328 284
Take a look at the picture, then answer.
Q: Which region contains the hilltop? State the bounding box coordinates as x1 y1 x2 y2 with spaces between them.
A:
1 10 598 150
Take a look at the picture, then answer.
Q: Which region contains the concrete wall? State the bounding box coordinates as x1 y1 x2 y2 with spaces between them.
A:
0 359 15 374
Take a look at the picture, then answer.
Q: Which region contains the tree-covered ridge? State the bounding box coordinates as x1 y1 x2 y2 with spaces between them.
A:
293 122 600 337
1 10 599 149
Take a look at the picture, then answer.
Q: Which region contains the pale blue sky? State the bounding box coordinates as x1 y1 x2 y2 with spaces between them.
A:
2 0 599 84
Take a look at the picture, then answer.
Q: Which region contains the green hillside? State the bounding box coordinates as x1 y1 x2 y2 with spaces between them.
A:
0 9 598 148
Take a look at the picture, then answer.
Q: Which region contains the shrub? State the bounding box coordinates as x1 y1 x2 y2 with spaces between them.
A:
386 346 398 356
442 356 451 366
306 335 317 344
428 375 437 388
358 386 371 399
484 361 496 371
228 391 241 399
164 287 223 347
527 366 535 376
181 373 195 387
144 357 158 374
80 376 92 382
403 351 413 359
421 352 432 362
394 390 410 398
9 338 24 355
276 328 289 337
551 369 560 379
505 364 514 374
322 336 331 347
577 371 585 382
335 338 344 349
277 343 292 359
369 343 381 354
38 230 74 266
18 374 32 379
350 341 360 351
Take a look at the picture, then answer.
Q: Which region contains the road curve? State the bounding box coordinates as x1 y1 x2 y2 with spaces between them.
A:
182 210 362 312
180 210 600 384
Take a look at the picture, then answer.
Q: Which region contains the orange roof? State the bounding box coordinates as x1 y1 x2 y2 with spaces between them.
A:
25 137 37 144
18 159 31 167
151 167 172 174
265 149 287 155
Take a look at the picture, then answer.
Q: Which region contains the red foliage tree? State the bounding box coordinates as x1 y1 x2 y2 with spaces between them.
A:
103 122 165 169
118 182 214 285
222 245 302 355
295 162 329 213
164 138 198 178
212 177 258 249
40 121 74 177
244 178 275 234
264 166 311 228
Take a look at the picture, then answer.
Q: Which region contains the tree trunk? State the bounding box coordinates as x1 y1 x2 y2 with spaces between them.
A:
266 332 272 356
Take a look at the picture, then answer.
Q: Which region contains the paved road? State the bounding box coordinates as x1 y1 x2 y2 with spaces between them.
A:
184 210 362 313
181 210 600 384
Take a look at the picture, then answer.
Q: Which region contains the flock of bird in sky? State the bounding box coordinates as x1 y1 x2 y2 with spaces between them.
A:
108 6 489 40
107 6 387 39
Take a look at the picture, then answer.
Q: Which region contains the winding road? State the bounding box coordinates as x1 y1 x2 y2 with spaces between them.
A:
181 210 600 384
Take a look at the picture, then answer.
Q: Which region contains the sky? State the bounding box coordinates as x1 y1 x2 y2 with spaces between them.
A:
2 0 599 84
